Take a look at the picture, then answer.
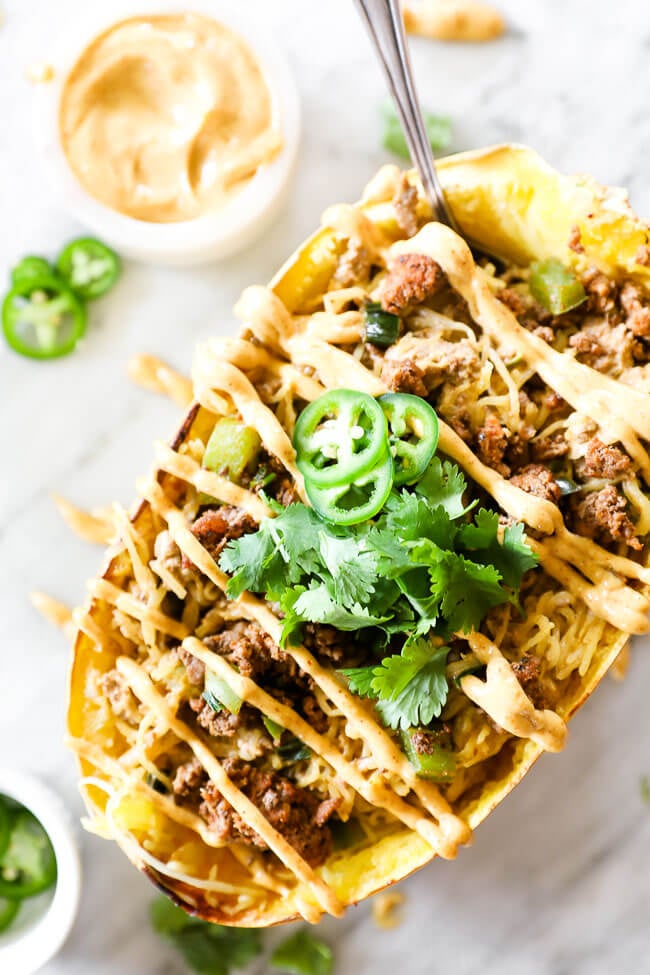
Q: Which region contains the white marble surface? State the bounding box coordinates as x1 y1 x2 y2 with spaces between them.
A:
2 1 650 972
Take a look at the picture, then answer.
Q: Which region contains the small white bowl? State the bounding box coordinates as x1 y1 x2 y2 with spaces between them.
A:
33 0 301 266
0 769 82 975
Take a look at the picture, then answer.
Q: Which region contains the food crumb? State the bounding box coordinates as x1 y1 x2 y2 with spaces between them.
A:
30 591 75 640
640 776 650 807
26 62 55 84
372 891 405 929
610 642 630 682
403 0 505 43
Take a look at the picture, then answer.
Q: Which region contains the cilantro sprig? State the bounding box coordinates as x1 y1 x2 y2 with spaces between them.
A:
150 896 262 975
151 897 332 975
220 457 538 731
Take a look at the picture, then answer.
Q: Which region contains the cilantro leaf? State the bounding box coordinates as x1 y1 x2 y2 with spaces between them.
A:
384 491 458 550
499 521 540 589
291 585 389 631
318 532 380 607
364 526 414 576
220 527 278 598
340 666 376 696
415 457 473 519
459 509 539 590
271 929 333 975
429 551 505 633
381 99 451 161
371 639 449 730
219 456 537 652
150 895 262 975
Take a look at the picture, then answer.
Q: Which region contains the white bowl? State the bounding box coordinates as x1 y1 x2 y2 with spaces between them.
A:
33 0 301 266
0 769 82 975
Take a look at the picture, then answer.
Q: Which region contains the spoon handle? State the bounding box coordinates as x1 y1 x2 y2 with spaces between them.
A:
353 0 458 230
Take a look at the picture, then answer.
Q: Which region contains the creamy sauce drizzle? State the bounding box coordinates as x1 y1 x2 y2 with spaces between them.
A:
185 637 460 852
81 187 650 917
461 633 567 751
127 355 193 407
191 358 307 503
116 655 342 920
392 227 650 472
154 441 271 521
138 477 469 858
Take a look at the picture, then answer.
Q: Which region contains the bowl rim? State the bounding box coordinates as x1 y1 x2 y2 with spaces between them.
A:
0 768 82 975
32 0 301 263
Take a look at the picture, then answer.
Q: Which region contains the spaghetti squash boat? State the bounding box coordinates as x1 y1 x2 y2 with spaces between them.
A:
68 145 650 926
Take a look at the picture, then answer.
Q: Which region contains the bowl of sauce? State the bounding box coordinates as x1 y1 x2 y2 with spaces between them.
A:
35 2 300 264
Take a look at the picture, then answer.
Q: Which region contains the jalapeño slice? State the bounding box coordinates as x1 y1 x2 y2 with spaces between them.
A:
294 389 388 489
305 454 394 525
380 393 439 486
0 896 19 934
0 809 57 899
2 274 87 360
56 237 121 301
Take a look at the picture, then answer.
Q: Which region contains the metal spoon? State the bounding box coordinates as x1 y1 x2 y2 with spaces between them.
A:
353 0 459 231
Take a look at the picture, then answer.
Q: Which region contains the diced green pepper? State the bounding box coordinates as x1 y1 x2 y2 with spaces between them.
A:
529 259 586 315
364 302 400 348
401 728 456 782
203 669 242 715
262 715 284 741
203 417 262 482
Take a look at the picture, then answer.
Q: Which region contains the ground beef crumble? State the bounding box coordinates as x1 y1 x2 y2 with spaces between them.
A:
570 485 641 550
380 253 447 315
199 758 338 867
578 438 631 479
380 357 428 397
392 173 419 238
532 430 569 462
173 757 205 799
100 669 139 721
183 506 257 568
410 725 451 755
334 237 372 288
510 654 547 710
475 413 510 476
303 622 366 667
509 464 561 504
202 623 329 734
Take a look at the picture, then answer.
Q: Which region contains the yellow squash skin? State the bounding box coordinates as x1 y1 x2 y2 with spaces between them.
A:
68 145 646 925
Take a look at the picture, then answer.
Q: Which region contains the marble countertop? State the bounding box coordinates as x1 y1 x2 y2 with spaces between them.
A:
2 1 650 972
